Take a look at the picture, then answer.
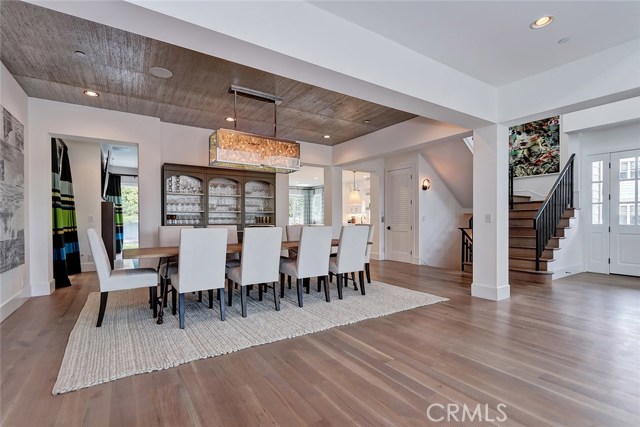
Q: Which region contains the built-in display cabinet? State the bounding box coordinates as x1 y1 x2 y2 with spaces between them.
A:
162 163 276 230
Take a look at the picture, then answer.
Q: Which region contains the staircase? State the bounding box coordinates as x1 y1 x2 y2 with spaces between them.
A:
461 155 576 285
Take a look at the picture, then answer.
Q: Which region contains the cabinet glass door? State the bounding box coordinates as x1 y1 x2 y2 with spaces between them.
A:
164 174 205 226
244 180 274 225
208 177 241 226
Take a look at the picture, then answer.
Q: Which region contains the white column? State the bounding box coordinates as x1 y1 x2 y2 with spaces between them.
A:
323 166 343 237
471 124 510 300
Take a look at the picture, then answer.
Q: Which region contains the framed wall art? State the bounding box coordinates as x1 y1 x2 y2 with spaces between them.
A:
509 116 560 177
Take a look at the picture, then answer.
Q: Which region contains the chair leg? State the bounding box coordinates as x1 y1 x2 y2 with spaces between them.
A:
219 288 226 321
198 291 203 302
337 274 343 300
304 277 310 294
329 272 333 283
351 272 358 290
163 282 169 308
240 287 247 318
208 289 214 309
296 278 303 307
178 293 185 329
217 288 221 301
359 271 366 295
287 275 292 289
172 287 177 315
227 278 233 307
273 282 280 311
246 286 251 297
259 283 263 301
280 274 285 298
151 286 158 318
323 276 330 302
365 262 371 284
96 291 109 327
149 286 154 310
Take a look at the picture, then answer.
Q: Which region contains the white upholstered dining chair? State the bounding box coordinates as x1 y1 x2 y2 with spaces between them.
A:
279 226 332 307
356 224 374 283
87 228 158 327
158 225 193 310
329 225 369 299
226 227 283 317
208 224 240 268
170 228 228 328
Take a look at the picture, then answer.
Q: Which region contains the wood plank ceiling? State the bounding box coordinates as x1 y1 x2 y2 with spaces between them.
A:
0 1 416 146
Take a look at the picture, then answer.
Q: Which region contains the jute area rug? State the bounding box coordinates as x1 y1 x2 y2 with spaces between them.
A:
53 280 447 394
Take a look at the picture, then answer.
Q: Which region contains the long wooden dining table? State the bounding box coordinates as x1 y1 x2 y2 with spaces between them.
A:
122 239 348 324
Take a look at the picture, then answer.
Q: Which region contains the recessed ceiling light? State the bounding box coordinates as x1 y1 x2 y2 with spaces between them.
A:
323 135 331 139
83 90 99 97
225 117 236 122
149 66 173 79
74 50 86 57
363 120 371 124
530 15 554 29
558 37 571 44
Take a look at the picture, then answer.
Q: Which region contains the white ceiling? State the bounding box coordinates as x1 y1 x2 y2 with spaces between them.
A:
102 143 138 170
310 1 640 86
288 166 325 187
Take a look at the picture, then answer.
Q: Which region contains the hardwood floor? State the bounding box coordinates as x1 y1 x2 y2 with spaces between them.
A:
1 262 639 426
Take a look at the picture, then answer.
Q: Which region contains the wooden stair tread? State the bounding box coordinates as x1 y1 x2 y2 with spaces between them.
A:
509 256 555 262
511 235 565 240
510 245 559 250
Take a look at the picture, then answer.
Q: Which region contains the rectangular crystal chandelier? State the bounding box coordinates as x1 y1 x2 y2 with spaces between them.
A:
209 129 300 173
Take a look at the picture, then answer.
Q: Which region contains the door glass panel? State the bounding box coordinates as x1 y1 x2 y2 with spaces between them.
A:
591 182 602 203
592 204 602 225
592 161 602 181
591 160 604 225
619 157 636 180
620 180 636 203
619 204 636 225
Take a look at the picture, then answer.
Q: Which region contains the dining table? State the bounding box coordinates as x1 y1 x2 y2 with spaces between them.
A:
123 239 349 324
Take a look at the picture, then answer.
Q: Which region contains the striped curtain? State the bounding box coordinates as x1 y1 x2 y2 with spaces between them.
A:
104 174 124 253
51 138 81 288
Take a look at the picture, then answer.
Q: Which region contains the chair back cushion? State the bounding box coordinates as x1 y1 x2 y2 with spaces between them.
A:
208 224 238 244
178 228 227 292
87 227 112 285
240 227 283 285
158 225 193 247
285 224 303 242
336 225 369 273
296 226 332 279
356 224 374 262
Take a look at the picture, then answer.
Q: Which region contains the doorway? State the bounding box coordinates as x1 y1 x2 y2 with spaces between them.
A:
384 166 414 263
585 149 640 276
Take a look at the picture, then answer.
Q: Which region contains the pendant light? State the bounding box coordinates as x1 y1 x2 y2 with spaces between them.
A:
348 171 362 204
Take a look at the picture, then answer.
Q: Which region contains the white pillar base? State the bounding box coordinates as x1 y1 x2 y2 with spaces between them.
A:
471 282 510 301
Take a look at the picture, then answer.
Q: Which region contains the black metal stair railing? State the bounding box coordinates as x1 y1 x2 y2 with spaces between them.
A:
509 164 514 209
459 216 473 271
533 154 575 270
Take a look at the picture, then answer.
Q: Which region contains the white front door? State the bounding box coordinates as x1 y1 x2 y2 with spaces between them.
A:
385 167 414 263
585 154 610 274
610 150 640 276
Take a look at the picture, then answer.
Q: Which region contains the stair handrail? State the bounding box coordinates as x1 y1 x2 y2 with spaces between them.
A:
532 154 575 271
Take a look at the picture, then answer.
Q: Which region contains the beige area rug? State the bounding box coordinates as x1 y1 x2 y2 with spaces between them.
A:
53 280 448 394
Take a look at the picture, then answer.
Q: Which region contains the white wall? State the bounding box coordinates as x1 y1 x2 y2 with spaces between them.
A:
0 62 30 321
417 153 464 270
64 140 102 272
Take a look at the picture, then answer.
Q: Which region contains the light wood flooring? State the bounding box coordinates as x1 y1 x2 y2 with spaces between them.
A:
1 262 639 426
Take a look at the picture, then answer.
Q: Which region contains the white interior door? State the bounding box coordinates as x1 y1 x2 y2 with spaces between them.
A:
585 154 610 274
610 150 640 276
384 167 414 263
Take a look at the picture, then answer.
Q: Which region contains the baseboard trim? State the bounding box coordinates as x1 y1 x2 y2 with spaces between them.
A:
471 282 510 301
81 262 96 272
0 287 31 323
552 263 585 280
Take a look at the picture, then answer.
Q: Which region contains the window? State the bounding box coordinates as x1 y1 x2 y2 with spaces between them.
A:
289 186 324 225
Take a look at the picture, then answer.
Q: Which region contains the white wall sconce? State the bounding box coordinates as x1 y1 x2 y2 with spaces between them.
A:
422 178 431 191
